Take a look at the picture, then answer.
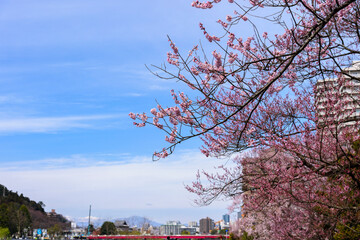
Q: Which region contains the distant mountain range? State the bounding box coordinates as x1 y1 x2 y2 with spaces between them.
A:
121 216 162 227
72 215 163 228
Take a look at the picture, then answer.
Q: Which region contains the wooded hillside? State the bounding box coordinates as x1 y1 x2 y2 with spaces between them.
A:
0 184 70 236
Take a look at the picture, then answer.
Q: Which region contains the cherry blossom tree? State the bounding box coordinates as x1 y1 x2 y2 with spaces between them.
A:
131 0 360 238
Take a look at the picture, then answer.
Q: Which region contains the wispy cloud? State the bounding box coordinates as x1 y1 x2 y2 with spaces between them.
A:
0 95 24 104
120 93 144 97
0 114 123 134
149 84 170 91
0 153 135 171
66 215 102 223
0 150 233 223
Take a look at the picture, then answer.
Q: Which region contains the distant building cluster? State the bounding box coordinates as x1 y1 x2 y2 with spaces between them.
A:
35 205 243 238
64 212 241 238
158 214 235 235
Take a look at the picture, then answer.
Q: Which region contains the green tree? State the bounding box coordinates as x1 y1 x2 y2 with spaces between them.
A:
88 224 95 234
130 230 141 235
239 232 254 240
2 203 17 235
38 201 45 208
48 224 62 239
229 233 237 240
0 204 9 228
0 227 10 240
334 223 360 240
219 229 227 235
100 221 116 235
211 229 218 235
16 205 31 237
181 230 190 235
118 229 141 235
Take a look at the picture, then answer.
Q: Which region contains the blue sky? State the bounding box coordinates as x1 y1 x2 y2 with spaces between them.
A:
0 0 250 224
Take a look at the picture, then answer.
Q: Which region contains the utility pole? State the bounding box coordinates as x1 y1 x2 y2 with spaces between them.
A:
87 205 92 235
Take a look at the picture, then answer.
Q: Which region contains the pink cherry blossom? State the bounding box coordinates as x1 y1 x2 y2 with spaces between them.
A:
131 0 360 238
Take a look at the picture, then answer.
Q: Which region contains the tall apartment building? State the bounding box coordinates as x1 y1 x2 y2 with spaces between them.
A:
315 61 360 128
237 211 242 220
222 214 230 224
199 217 214 234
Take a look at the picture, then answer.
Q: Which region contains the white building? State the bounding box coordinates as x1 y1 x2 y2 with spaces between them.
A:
159 221 182 235
188 221 198 228
315 61 360 129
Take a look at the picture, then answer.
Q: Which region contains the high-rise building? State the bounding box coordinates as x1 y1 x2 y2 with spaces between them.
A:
222 214 230 224
237 211 242 220
315 61 360 129
199 217 214 234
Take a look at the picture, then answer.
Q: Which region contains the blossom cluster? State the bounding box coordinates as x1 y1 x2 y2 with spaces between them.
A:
131 0 360 238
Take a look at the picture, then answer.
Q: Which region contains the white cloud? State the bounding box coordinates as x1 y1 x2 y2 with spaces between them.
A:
149 85 170 91
0 114 123 134
0 150 234 223
123 93 143 97
0 95 24 104
66 216 101 223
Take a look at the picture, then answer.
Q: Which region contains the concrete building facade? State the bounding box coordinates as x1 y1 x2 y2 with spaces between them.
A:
199 217 214 234
159 221 182 235
315 61 360 129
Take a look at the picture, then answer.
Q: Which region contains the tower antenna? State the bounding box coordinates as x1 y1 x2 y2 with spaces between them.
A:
87 205 92 235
